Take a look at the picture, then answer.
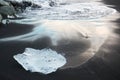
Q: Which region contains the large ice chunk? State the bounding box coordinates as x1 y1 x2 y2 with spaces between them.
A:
13 48 66 74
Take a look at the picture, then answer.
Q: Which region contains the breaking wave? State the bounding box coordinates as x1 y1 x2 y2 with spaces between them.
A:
7 0 116 24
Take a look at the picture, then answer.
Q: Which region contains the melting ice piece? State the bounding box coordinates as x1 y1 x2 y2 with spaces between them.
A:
13 48 66 74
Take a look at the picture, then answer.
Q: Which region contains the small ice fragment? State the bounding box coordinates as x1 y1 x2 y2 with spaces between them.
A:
13 48 66 74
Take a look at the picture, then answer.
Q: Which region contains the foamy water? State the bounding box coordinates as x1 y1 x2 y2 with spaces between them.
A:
6 0 115 22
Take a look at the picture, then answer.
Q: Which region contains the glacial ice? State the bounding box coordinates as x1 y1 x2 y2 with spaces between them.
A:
13 48 66 74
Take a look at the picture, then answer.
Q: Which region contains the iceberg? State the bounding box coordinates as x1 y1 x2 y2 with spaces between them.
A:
13 48 66 74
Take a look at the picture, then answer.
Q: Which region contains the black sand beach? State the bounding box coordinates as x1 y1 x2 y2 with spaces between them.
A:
0 0 120 80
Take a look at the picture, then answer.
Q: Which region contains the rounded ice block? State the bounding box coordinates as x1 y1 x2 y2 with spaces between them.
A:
13 48 66 74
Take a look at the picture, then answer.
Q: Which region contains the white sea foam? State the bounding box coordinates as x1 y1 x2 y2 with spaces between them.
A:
7 0 116 22
21 3 115 20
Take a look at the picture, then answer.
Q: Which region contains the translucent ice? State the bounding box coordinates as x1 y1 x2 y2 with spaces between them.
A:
13 48 66 74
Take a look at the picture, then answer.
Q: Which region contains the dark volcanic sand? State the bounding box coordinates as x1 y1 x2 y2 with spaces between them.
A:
0 23 34 38
0 0 120 80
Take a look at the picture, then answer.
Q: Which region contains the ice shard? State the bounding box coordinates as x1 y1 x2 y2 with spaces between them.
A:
13 48 66 74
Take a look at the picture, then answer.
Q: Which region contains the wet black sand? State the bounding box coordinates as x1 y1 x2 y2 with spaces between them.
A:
0 0 120 80
0 23 34 38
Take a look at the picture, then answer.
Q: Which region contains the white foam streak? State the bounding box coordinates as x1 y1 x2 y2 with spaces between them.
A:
0 20 112 52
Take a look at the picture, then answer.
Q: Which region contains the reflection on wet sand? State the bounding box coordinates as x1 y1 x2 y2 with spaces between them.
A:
0 15 118 69
0 0 119 71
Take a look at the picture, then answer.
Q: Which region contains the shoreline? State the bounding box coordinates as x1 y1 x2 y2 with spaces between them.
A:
0 0 120 80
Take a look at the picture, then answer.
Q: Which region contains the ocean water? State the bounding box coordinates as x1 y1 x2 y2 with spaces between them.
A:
7 0 116 22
